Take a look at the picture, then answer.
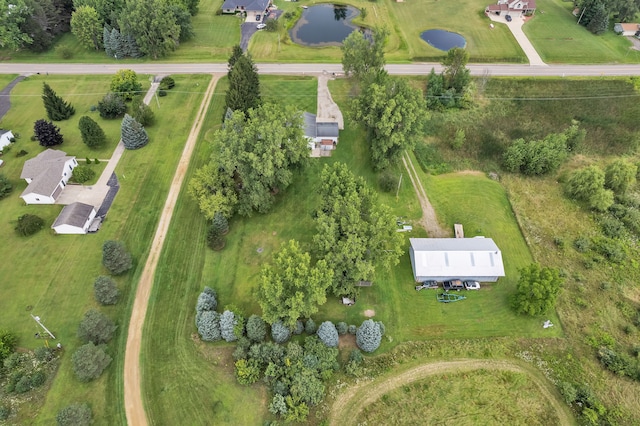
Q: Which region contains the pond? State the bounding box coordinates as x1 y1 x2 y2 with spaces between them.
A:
420 29 466 51
289 4 360 47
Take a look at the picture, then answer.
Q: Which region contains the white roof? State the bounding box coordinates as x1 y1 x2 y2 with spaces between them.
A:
410 238 505 278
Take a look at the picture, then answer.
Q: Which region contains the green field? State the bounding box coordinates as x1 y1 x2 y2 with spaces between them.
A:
0 0 636 64
525 0 639 64
0 74 210 424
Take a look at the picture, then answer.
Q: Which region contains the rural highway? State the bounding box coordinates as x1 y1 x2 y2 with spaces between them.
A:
0 62 640 76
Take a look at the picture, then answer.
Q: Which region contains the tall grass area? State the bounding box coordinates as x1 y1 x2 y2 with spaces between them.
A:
0 74 209 424
524 0 639 64
422 76 640 422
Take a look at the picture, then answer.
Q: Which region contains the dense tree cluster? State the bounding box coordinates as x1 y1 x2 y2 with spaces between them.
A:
0 330 17 362
234 335 339 422
341 28 387 80
189 103 309 219
313 162 403 297
512 263 563 316
258 240 332 329
425 48 473 110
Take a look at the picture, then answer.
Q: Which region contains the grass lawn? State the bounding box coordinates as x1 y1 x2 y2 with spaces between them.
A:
524 0 640 64
0 74 210 424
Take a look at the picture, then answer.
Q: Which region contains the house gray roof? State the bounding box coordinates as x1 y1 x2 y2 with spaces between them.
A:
222 0 269 12
52 202 95 229
20 149 75 198
410 238 505 279
0 129 9 137
303 112 339 139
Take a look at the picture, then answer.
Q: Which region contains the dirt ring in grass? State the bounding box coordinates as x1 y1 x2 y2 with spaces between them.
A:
328 359 574 426
363 309 375 317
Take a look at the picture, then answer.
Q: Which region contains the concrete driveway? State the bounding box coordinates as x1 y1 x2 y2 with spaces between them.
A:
486 13 547 66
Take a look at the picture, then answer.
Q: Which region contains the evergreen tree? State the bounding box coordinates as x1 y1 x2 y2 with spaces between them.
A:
227 44 244 75
111 28 126 59
121 114 149 150
103 25 114 57
213 211 229 235
42 83 75 121
587 2 609 34
79 116 107 148
34 119 64 147
225 54 261 115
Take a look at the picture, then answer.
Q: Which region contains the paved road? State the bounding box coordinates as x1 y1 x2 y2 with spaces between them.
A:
1 63 639 77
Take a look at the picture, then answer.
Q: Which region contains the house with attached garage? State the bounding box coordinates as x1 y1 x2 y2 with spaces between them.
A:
0 129 14 152
52 202 97 234
409 237 505 282
20 149 77 204
614 23 640 36
221 0 270 19
485 0 537 17
303 112 340 155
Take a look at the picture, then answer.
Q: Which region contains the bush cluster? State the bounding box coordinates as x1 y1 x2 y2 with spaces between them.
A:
195 287 221 342
15 214 44 236
56 403 92 426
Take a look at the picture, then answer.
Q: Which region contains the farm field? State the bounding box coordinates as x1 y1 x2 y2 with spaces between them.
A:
0 0 636 64
140 75 563 425
0 73 210 424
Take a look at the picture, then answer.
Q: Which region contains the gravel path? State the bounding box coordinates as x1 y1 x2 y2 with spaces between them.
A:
329 359 575 426
402 151 449 237
123 74 219 426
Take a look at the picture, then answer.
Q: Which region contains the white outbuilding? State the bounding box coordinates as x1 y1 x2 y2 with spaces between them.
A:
409 238 505 282
0 129 14 152
52 202 97 234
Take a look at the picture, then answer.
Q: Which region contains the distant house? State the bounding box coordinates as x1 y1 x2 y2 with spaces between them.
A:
614 23 640 36
303 112 340 152
20 149 77 204
52 202 97 234
409 238 506 282
221 0 269 18
0 129 14 152
485 0 537 17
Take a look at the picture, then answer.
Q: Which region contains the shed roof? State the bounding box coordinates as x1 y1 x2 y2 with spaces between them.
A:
616 23 640 31
410 238 505 278
52 202 95 228
316 122 339 138
303 112 317 138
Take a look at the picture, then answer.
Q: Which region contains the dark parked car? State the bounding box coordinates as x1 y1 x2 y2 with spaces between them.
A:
443 280 464 291
505 15 512 22
256 14 261 21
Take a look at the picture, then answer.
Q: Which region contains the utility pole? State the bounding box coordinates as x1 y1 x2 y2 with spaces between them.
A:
395 173 403 200
31 314 56 339
577 7 586 25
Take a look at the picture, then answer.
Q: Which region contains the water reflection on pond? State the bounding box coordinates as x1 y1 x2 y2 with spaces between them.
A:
290 4 361 47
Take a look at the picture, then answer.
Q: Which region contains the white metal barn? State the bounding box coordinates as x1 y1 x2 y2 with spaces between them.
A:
409 238 505 282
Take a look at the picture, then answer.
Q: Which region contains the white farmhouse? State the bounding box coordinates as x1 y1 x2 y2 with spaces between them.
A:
303 112 340 152
52 202 97 234
20 149 77 204
409 238 506 283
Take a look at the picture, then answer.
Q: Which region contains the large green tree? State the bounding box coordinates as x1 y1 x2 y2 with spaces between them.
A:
188 162 238 220
566 165 614 211
512 263 563 316
258 240 333 329
352 72 426 170
73 0 124 26
71 5 103 50
110 69 142 101
118 0 180 59
0 0 32 50
425 47 473 109
79 115 107 148
313 162 403 297
225 53 261 115
42 83 75 121
605 159 637 195
442 47 471 94
341 28 387 80
218 104 308 216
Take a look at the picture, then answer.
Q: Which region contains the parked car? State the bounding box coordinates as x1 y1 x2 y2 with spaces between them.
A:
443 280 464 291
256 14 261 21
415 280 439 291
464 281 480 290
257 23 266 29
505 14 512 22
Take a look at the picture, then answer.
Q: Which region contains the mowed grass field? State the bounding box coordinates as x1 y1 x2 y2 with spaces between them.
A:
525 0 639 64
0 74 210 424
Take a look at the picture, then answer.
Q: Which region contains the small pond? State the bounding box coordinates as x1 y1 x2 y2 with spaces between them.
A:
290 4 360 47
420 29 466 51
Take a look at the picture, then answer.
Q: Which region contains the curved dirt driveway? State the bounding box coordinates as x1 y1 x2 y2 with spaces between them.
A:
329 359 575 426
123 74 219 426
